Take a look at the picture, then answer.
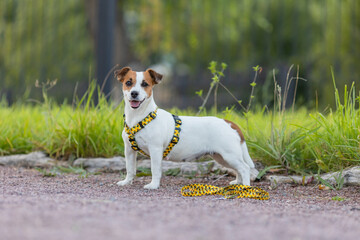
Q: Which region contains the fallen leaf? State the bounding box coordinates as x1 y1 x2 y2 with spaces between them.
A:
318 184 330 190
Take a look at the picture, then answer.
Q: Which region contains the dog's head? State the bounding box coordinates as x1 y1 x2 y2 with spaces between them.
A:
114 67 163 110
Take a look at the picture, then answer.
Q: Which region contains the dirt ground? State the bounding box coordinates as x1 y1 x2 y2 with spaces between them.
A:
1 166 360 240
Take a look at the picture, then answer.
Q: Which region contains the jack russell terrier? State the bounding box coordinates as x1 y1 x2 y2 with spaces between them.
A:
114 67 257 189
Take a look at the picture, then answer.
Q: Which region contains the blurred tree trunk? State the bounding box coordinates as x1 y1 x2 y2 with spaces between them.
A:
84 0 133 103
112 1 135 103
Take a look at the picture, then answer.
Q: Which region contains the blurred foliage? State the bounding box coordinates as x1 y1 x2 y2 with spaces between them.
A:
0 0 359 108
124 0 360 108
0 0 94 101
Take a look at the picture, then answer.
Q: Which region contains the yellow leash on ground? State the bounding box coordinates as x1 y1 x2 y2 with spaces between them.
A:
181 184 269 200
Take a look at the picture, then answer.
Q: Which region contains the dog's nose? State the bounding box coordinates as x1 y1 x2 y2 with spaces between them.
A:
131 91 139 98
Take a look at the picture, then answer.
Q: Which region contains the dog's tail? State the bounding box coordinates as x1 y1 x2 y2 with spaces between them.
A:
224 119 255 168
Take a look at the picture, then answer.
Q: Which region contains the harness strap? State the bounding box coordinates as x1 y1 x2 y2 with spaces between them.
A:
163 115 182 159
124 109 158 157
124 110 182 159
181 184 269 200
124 109 158 135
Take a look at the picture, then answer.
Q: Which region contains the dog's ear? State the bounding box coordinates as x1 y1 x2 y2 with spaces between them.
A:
146 68 163 84
114 67 131 82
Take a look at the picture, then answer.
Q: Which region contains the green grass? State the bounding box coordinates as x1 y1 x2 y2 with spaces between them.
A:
245 80 360 174
36 165 95 178
0 70 359 175
170 66 359 175
331 196 346 201
0 83 124 159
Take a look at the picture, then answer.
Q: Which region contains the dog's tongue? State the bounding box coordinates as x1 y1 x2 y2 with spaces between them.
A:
130 100 141 108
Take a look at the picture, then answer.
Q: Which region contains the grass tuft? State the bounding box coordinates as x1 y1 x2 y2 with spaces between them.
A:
0 80 124 159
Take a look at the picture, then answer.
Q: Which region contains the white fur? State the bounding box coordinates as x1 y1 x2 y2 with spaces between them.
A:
117 71 256 189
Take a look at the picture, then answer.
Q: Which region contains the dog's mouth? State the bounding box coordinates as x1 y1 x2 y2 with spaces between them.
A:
129 99 144 109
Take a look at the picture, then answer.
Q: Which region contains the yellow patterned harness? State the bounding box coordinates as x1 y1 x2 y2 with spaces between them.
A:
124 109 182 159
181 184 269 200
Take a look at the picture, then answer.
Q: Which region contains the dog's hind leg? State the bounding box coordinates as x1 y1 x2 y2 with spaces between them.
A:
241 142 255 168
212 153 251 186
240 142 260 180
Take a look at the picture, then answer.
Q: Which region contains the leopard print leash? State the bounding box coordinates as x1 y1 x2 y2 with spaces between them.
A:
181 183 269 200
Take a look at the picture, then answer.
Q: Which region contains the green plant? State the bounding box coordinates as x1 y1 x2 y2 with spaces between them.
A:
333 169 345 190
256 165 282 180
197 61 227 115
36 166 93 178
331 196 346 201
52 81 125 159
197 62 262 115
317 175 337 191
164 168 181 176
36 168 58 177
246 66 315 174
196 162 215 176
136 167 152 177
56 166 91 178
317 169 345 191
183 170 198 179
308 71 360 171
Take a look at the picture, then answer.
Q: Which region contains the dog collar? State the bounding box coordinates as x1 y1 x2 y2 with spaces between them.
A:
124 110 182 159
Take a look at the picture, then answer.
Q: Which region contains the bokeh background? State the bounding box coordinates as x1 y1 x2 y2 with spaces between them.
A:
0 0 359 110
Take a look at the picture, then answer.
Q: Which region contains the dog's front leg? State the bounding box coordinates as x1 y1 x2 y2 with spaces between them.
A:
117 144 137 186
144 147 163 189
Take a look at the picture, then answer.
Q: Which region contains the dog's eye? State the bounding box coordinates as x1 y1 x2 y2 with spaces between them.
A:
125 80 132 86
141 81 149 87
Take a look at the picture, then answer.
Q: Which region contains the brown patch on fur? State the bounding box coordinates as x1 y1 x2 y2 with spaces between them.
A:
121 70 137 92
114 67 131 82
142 71 155 97
224 120 245 143
146 68 163 84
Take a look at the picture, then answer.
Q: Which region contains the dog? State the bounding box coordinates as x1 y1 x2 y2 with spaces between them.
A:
114 67 257 189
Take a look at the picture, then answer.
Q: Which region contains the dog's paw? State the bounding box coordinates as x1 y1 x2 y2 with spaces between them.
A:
117 179 132 186
229 180 241 185
144 182 160 190
250 168 259 181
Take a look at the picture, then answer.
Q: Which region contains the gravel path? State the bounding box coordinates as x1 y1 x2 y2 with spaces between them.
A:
1 166 360 240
